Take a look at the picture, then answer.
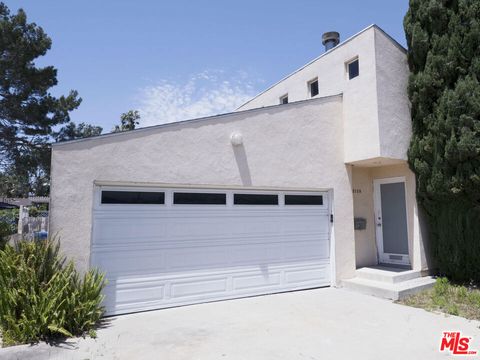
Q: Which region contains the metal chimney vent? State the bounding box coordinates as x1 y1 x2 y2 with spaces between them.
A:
322 32 340 52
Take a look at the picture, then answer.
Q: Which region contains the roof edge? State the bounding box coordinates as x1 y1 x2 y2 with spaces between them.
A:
237 24 406 110
372 24 407 54
52 93 343 148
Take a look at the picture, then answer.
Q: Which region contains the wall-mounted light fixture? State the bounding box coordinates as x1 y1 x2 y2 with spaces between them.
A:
230 132 243 146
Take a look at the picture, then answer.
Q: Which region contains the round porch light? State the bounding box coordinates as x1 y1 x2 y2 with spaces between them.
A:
230 132 243 146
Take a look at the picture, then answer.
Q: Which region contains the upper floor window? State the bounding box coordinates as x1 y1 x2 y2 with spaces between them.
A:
347 58 359 79
279 94 288 104
308 78 319 97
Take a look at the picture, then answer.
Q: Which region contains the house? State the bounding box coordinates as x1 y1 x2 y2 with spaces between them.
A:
49 25 434 316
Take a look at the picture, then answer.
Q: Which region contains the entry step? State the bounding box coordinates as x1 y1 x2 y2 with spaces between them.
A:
355 266 422 284
342 275 436 301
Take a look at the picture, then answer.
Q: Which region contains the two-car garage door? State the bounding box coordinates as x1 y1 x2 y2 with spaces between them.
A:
91 186 332 315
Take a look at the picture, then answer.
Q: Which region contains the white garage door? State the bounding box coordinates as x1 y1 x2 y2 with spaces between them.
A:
91 186 331 315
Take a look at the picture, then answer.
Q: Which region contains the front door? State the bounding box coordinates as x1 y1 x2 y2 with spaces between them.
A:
373 177 410 266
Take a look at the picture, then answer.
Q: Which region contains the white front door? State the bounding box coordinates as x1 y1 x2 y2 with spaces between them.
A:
373 177 410 266
91 186 332 315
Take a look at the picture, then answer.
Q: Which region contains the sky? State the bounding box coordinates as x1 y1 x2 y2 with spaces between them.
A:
6 0 409 132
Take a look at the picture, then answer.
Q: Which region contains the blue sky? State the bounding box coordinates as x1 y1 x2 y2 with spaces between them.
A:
6 0 409 131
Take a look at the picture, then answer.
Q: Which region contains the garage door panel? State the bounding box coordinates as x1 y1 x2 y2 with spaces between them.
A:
284 240 330 261
166 247 229 270
109 283 165 305
232 272 282 290
284 266 330 285
167 218 233 238
230 218 282 235
229 244 284 264
91 187 331 315
91 251 165 277
170 278 228 298
281 216 329 234
94 218 168 243
93 242 328 280
101 262 330 314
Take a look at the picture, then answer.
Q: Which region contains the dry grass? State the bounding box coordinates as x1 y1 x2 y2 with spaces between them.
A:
398 277 480 320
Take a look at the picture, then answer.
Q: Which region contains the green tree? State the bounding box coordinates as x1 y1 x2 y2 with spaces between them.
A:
54 122 103 142
404 0 480 280
112 110 140 132
0 3 81 197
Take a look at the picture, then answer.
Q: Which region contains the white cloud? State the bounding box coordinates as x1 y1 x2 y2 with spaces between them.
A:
137 70 258 127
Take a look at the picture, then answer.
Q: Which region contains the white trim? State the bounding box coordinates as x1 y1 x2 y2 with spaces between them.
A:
53 94 342 148
93 180 331 192
345 56 359 80
373 177 410 266
328 189 336 286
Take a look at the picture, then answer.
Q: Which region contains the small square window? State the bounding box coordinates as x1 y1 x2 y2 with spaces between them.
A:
308 79 319 97
280 94 288 104
348 59 359 79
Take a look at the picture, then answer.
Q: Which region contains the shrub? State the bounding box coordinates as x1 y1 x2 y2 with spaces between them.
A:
0 239 106 346
0 209 18 233
0 221 11 249
433 277 451 298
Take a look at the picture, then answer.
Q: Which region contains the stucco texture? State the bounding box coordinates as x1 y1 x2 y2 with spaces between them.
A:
351 163 430 271
238 26 411 166
50 95 356 283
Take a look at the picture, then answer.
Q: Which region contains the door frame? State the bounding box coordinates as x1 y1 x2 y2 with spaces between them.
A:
373 177 410 266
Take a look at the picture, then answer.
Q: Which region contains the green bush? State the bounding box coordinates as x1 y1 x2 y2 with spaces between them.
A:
0 209 17 247
433 277 451 298
0 239 106 346
431 200 480 281
0 209 18 233
0 221 11 249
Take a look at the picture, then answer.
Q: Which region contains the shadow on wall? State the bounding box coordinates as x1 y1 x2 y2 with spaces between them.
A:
232 145 252 186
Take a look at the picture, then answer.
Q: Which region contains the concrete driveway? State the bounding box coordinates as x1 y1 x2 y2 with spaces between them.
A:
1 288 479 360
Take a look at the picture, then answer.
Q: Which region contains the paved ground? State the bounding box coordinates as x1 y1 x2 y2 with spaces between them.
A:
1 287 479 360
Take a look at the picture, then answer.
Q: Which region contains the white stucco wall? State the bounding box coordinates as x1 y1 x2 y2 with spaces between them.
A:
351 167 377 267
50 95 357 283
351 163 429 271
238 26 381 163
374 28 411 161
237 25 411 165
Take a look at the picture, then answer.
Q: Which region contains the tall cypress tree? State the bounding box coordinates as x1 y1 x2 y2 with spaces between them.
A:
404 0 480 281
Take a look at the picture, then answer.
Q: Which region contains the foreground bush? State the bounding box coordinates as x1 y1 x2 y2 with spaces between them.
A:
0 239 106 346
0 221 11 249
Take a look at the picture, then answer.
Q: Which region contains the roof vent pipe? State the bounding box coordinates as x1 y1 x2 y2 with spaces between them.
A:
322 32 340 52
